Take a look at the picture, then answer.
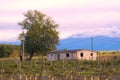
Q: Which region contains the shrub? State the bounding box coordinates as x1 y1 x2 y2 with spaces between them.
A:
0 44 13 58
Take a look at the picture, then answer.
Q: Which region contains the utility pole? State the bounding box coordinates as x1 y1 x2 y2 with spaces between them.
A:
22 38 25 60
22 31 25 61
91 37 94 60
91 37 93 52
20 31 25 61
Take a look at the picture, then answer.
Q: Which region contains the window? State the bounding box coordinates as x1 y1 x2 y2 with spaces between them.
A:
66 53 69 57
58 54 60 58
91 53 93 56
51 53 53 57
80 53 83 57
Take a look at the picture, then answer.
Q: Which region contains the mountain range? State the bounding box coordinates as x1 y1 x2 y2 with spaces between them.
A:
1 36 120 51
57 36 120 51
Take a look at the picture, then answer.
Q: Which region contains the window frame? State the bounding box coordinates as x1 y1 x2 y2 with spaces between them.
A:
80 53 84 57
66 53 69 57
91 53 93 56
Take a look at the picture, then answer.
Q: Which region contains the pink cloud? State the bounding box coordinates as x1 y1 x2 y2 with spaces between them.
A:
0 0 120 41
0 29 21 42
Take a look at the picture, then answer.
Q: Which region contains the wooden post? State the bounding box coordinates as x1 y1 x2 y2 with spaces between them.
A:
84 76 87 80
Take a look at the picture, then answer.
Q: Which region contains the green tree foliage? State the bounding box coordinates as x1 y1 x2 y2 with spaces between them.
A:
0 44 13 58
18 10 59 60
9 45 20 57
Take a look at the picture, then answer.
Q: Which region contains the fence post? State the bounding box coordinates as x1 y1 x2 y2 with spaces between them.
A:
1 60 4 80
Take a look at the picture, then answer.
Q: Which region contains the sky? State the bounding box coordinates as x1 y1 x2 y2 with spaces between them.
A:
0 0 120 42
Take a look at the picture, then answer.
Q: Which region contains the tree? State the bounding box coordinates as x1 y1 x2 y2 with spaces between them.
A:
18 10 59 60
0 44 13 58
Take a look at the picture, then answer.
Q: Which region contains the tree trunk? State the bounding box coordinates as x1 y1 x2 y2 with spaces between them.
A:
19 48 23 61
20 55 23 61
39 55 44 80
28 53 33 61
20 41 23 61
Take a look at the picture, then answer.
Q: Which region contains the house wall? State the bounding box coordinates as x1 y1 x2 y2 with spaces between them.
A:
47 50 97 61
47 53 58 61
47 52 78 61
60 52 77 60
71 52 77 59
76 50 97 60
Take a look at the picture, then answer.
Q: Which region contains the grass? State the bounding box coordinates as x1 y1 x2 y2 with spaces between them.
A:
0 53 120 80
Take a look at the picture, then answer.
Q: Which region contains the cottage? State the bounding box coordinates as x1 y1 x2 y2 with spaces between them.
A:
47 49 97 61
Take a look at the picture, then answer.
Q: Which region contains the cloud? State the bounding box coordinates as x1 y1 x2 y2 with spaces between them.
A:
0 29 21 42
69 26 120 38
0 23 21 30
0 0 120 41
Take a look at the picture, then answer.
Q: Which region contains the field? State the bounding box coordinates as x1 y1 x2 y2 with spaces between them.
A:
0 53 120 80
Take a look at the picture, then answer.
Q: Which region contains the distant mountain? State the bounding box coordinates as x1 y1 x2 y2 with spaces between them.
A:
0 41 20 45
57 36 120 51
1 36 120 51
